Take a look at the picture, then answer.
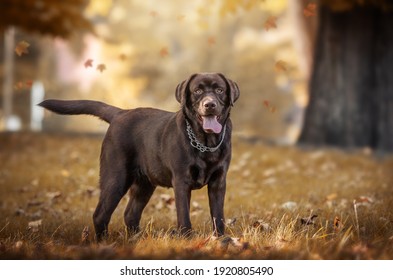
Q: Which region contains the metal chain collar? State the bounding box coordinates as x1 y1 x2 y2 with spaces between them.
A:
185 120 226 153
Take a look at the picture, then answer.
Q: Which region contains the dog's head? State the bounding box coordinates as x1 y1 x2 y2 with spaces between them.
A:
175 73 240 134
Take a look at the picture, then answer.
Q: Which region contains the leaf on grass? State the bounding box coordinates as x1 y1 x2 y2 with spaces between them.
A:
252 220 271 231
14 241 24 249
46 191 62 201
15 40 30 56
264 16 277 31
300 214 318 225
28 219 42 233
97 64 106 73
355 196 373 205
333 216 343 232
226 217 237 227
27 200 44 208
81 226 90 245
304 3 317 17
159 47 169 58
84 59 93 68
275 60 288 73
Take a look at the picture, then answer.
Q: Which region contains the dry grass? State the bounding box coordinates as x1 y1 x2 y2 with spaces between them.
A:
1 132 393 259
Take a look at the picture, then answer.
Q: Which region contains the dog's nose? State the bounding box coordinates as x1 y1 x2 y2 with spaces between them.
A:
203 100 217 109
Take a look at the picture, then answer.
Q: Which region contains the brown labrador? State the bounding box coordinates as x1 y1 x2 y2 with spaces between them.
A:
39 73 240 241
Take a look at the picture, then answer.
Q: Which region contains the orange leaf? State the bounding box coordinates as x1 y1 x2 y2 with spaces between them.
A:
25 80 33 88
119 54 127 61
159 47 169 57
150 10 158 17
304 3 317 17
177 15 186 21
264 16 277 31
263 100 270 108
275 60 287 73
84 59 93 68
15 40 30 56
333 216 343 232
96 64 106 72
207 36 216 46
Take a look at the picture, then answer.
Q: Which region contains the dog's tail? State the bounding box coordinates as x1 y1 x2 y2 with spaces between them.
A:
38 99 122 124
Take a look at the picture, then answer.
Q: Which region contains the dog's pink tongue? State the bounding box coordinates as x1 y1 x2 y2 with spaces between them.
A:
202 116 222 134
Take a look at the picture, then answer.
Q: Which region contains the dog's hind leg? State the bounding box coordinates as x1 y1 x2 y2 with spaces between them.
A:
123 179 156 234
93 147 132 242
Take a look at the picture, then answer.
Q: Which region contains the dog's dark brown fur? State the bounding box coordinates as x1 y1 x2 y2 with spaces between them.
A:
39 73 240 241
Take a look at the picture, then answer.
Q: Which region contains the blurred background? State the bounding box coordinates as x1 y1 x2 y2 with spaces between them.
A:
0 0 314 144
0 0 392 150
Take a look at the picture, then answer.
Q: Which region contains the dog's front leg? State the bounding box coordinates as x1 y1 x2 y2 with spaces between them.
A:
173 180 192 236
208 175 226 236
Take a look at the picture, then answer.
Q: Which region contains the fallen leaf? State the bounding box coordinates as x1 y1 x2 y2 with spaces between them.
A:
96 64 106 73
81 226 90 245
14 241 24 249
269 106 276 113
15 40 30 56
27 200 44 208
300 214 318 225
333 216 343 232
264 16 277 31
46 191 62 200
159 47 169 57
304 3 317 17
84 59 93 68
226 217 237 227
263 100 270 108
28 219 42 232
252 220 271 231
275 60 287 73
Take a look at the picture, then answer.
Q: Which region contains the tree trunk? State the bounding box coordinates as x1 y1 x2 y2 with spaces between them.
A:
299 5 393 151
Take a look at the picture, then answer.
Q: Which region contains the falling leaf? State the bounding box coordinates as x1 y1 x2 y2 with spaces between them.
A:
15 40 30 56
60 169 70 177
81 226 90 245
150 11 158 17
97 64 106 73
264 16 277 31
25 80 33 88
300 214 318 225
119 54 127 61
28 219 42 233
84 59 93 68
275 60 287 73
14 82 24 90
159 47 169 57
177 14 186 21
304 3 317 17
207 36 216 46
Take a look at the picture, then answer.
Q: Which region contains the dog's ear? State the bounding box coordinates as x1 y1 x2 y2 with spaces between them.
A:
175 74 197 104
218 73 240 106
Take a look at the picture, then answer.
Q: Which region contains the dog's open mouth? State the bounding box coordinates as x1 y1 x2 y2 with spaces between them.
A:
198 115 222 134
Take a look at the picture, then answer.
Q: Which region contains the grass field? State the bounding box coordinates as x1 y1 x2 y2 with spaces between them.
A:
1 132 393 259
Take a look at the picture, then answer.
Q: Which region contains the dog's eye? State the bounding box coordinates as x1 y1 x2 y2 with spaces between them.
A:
194 89 203 95
215 88 224 94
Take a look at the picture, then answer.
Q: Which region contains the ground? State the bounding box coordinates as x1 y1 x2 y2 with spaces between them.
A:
0 132 392 259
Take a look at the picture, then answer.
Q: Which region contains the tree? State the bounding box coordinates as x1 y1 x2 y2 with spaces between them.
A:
0 0 93 37
299 0 393 151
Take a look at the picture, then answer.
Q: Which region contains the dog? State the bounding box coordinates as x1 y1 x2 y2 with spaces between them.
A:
39 73 240 241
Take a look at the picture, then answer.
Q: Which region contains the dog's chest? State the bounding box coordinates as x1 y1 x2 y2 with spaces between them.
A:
188 161 222 189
